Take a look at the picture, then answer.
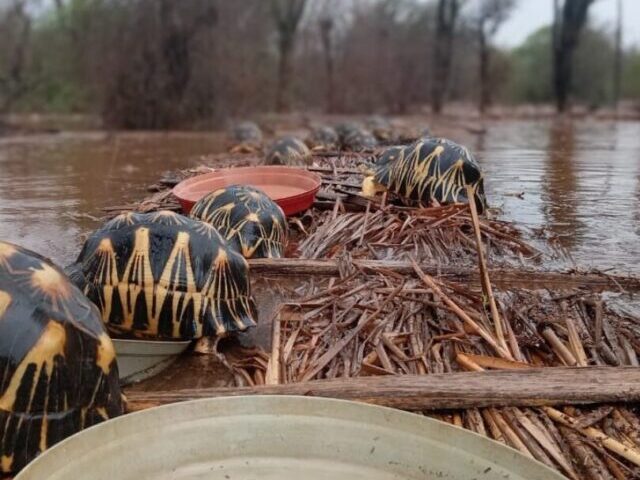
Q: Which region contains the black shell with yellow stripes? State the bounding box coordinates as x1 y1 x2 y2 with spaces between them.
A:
69 211 256 340
342 128 378 151
306 126 339 151
0 241 122 474
372 138 487 213
190 185 287 259
265 136 312 166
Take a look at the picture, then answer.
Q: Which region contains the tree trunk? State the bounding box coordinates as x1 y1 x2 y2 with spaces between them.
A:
553 44 572 113
276 35 294 112
552 0 593 113
0 2 32 113
320 18 335 113
478 26 490 114
431 0 458 115
612 0 622 110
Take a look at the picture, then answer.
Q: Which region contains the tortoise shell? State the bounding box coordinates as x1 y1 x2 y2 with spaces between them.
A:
366 116 394 142
265 136 312 166
342 128 378 152
229 121 262 147
334 121 361 140
69 211 256 340
366 138 487 212
190 185 288 259
306 126 339 151
0 241 122 474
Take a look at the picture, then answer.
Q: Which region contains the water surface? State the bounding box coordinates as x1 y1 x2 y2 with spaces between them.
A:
0 121 638 273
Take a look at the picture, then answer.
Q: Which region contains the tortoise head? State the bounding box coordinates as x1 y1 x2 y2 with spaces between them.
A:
361 145 403 197
361 176 387 198
375 145 402 179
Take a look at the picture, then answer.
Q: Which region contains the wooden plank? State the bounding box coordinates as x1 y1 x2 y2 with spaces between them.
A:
248 258 640 292
125 366 640 412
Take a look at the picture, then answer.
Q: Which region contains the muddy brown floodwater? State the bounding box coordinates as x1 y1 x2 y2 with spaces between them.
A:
0 120 639 273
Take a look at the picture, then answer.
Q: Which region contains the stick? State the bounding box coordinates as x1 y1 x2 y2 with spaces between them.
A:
542 328 578 366
543 406 640 468
298 283 404 382
125 366 640 412
467 187 510 357
456 353 484 372
461 353 532 370
265 306 282 385
411 259 512 359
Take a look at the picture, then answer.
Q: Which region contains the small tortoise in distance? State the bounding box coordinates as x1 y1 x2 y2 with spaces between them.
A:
228 121 263 154
306 126 339 151
342 128 378 152
265 136 312 166
366 115 395 143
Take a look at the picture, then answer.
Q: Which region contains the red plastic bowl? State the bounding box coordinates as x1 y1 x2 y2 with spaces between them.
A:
172 166 322 216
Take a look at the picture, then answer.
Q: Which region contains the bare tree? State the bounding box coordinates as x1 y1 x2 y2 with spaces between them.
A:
271 0 308 112
552 0 595 113
0 0 32 113
319 3 336 113
430 0 463 114
472 0 515 114
612 0 622 110
103 0 217 128
2 0 631 127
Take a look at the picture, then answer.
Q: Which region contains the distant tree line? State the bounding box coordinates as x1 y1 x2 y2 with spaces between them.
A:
1 0 638 129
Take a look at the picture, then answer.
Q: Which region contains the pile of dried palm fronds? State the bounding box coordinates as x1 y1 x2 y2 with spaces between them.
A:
297 203 542 266
432 404 640 479
270 268 639 383
260 265 640 478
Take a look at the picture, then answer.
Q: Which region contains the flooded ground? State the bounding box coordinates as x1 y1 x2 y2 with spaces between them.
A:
0 120 639 273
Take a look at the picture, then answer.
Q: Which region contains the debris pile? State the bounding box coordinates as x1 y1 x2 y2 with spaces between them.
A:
120 151 640 479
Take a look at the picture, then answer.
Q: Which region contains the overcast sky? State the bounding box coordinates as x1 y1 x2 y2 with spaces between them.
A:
494 0 640 48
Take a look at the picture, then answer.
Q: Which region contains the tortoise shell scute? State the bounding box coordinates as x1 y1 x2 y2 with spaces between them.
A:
0 241 122 474
71 211 256 340
191 185 288 259
265 136 312 166
373 138 487 212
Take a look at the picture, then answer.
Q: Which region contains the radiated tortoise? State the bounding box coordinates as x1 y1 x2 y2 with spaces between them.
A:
68 211 256 340
190 185 288 259
0 241 122 474
362 137 487 212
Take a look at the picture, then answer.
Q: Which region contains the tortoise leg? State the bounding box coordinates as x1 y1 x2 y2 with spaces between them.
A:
193 335 234 373
193 334 224 354
229 144 259 155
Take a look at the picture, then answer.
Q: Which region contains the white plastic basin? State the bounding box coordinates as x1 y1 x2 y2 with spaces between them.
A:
16 396 567 479
113 338 191 384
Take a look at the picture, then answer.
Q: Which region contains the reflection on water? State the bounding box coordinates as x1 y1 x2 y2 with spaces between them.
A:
0 132 224 264
542 121 582 249
478 120 640 273
635 173 640 236
0 121 639 273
